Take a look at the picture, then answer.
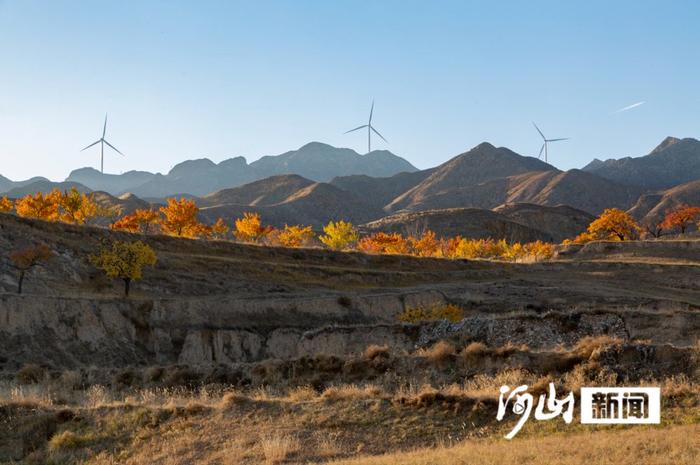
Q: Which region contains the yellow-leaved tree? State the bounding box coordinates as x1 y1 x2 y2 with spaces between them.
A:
159 198 204 238
277 224 314 248
15 190 61 221
58 187 98 224
9 244 54 294
234 212 272 243
89 240 157 297
586 208 641 241
0 196 13 213
319 220 358 251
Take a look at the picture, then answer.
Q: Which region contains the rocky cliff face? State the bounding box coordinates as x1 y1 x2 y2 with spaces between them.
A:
2 290 697 371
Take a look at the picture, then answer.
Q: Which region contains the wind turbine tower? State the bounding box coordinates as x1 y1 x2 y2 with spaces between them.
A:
81 114 124 173
533 122 569 164
344 100 388 153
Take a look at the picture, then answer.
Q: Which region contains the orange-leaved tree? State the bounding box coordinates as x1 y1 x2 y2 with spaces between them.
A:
358 232 410 255
234 212 272 243
0 196 13 213
159 198 203 237
318 220 358 251
660 204 700 234
409 230 440 257
586 208 641 241
15 190 61 221
209 218 230 240
276 224 314 248
112 208 161 234
58 187 98 224
10 244 54 294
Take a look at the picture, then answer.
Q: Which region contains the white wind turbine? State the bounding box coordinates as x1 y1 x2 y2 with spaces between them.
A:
81 114 124 173
533 122 569 163
344 100 388 153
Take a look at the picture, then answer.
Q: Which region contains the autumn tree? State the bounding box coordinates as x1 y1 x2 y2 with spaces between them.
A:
660 205 700 234
15 190 61 221
586 208 641 241
358 232 410 255
234 212 272 243
10 244 54 294
277 224 314 248
318 220 358 251
112 208 161 234
409 230 440 257
89 240 157 297
58 187 98 224
159 198 204 238
0 196 13 213
209 218 230 240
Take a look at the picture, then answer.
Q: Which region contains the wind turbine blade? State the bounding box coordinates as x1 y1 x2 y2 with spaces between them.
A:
369 100 374 124
102 114 108 138
532 122 545 140
103 139 124 156
370 126 388 143
344 124 368 134
81 140 102 151
538 143 545 158
547 138 570 142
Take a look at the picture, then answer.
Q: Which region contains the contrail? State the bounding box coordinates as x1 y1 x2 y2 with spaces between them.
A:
614 101 646 113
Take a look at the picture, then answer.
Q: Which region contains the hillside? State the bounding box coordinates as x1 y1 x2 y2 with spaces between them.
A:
387 142 556 212
493 203 595 242
384 144 640 215
198 174 385 228
330 169 435 210
628 179 700 223
360 208 553 242
4 180 91 198
0 175 49 194
583 136 700 189
59 142 417 198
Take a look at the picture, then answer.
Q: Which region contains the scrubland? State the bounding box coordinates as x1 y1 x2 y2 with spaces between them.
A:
1 337 698 465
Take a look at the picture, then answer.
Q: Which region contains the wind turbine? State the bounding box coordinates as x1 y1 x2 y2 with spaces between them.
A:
81 114 124 173
344 100 388 153
532 122 568 163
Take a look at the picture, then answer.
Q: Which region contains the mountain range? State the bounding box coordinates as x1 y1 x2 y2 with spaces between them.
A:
61 142 417 198
2 136 700 240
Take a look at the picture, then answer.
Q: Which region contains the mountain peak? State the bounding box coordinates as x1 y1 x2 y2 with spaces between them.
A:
651 136 682 154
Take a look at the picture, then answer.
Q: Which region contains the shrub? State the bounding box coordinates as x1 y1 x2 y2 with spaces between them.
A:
363 344 390 360
259 434 300 465
418 340 456 364
397 302 464 323
16 363 46 384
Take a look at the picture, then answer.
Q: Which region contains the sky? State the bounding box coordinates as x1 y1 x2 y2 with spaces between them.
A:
1 0 699 181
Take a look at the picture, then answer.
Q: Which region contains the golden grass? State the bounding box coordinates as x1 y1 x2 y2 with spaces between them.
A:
323 424 700 465
417 340 456 364
260 433 300 464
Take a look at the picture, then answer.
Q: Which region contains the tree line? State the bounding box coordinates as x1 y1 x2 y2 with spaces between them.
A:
2 189 699 298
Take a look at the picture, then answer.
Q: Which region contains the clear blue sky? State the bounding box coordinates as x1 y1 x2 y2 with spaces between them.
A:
1 0 698 181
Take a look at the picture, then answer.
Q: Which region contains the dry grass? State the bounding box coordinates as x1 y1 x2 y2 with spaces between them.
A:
324 424 700 465
321 384 385 401
418 340 456 364
363 344 390 360
260 434 300 464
